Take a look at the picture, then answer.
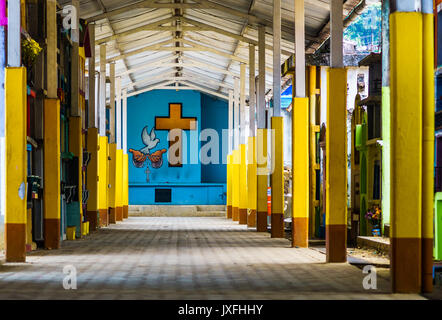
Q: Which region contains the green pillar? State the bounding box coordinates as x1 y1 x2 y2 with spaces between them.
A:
381 0 391 234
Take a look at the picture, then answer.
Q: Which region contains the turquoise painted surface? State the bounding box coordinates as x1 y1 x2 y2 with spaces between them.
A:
201 94 228 183
129 184 227 205
66 202 81 237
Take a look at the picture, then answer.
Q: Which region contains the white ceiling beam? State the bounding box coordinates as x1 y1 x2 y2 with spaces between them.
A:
182 16 293 56
193 0 261 25
119 55 177 76
127 79 229 100
108 41 248 64
87 0 263 25
304 0 330 11
127 71 177 88
218 0 256 92
122 64 178 78
95 0 136 89
127 80 176 97
183 55 272 87
133 84 199 92
181 16 258 45
180 57 237 76
146 3 205 9
183 70 234 89
87 0 160 22
118 58 237 78
131 84 228 101
96 16 177 44
104 30 176 59
95 15 294 57
107 38 176 62
156 26 202 32
127 75 232 90
180 38 248 64
180 80 229 100
164 47 247 61
180 76 232 90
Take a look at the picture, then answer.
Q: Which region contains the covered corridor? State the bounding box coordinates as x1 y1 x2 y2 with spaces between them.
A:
0 217 424 299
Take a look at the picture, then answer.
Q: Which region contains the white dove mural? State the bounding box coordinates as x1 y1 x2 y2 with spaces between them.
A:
141 127 160 154
129 126 167 182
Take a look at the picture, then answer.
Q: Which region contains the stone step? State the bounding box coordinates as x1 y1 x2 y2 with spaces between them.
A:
357 236 390 255
196 205 226 212
129 205 226 217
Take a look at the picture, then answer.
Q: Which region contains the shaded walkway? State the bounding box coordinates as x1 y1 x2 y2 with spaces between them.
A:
0 217 424 300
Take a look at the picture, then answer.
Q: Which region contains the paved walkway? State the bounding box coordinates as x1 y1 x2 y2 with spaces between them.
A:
0 217 426 300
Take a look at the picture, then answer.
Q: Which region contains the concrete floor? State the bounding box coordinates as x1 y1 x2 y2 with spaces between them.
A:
0 217 428 300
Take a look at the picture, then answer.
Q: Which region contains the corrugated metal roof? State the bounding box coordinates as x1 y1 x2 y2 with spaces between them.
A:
61 0 366 99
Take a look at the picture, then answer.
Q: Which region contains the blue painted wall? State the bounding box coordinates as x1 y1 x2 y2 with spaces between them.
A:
130 183 226 205
201 94 228 183
127 90 201 185
127 90 228 205
438 9 442 67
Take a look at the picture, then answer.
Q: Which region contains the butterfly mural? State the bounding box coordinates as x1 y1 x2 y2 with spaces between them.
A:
129 126 167 182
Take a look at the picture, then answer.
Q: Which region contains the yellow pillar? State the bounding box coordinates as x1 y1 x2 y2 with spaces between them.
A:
292 97 309 247
99 136 109 227
239 143 248 225
5 67 27 262
232 149 240 221
226 154 233 219
247 137 257 227
123 153 129 219
271 117 284 238
86 128 99 231
422 9 435 294
256 129 268 232
390 11 423 293
69 116 84 237
43 99 61 249
20 0 26 29
325 68 347 263
116 149 123 221
108 143 117 224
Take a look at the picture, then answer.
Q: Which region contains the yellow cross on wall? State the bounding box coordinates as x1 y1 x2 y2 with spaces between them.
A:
155 103 197 167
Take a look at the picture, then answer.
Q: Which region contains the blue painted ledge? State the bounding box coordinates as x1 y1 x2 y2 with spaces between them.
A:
129 183 227 205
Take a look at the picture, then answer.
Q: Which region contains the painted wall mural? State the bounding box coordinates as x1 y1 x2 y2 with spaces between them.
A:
129 126 167 182
127 91 202 185
127 90 227 205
